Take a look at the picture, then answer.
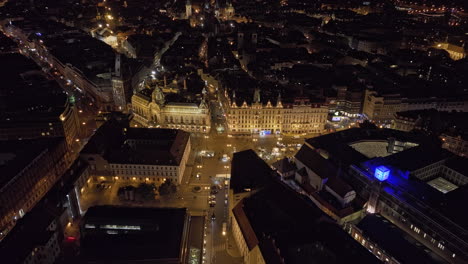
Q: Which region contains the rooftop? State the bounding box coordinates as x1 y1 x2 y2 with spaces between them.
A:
230 149 274 193
81 120 190 166
0 53 68 123
237 178 379 264
81 206 187 261
0 194 63 263
357 214 447 264
271 157 297 175
295 146 338 179
0 138 64 190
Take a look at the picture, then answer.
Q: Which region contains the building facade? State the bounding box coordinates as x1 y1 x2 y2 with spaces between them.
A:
227 92 328 135
363 89 468 124
441 134 468 158
131 86 211 133
0 92 80 148
0 138 69 240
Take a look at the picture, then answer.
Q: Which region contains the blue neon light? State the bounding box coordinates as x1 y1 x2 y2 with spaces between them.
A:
374 166 390 181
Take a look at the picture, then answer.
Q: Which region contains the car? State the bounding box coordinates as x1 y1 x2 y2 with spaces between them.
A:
211 213 216 221
222 222 227 236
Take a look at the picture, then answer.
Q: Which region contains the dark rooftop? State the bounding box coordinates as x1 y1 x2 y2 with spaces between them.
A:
295 146 338 179
0 53 68 124
271 157 297 175
81 120 190 166
0 138 64 190
374 145 452 173
357 214 447 264
81 206 187 261
238 179 380 264
230 149 275 193
0 193 64 263
444 156 468 177
305 128 436 167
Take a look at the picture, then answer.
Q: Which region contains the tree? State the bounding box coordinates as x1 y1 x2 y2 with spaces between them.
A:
159 181 177 196
359 120 377 130
136 183 156 201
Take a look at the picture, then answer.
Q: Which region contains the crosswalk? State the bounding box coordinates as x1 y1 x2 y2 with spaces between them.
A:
212 242 226 252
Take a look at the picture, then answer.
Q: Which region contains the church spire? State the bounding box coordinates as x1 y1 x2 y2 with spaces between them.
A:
231 90 237 108
253 88 261 104
277 92 283 108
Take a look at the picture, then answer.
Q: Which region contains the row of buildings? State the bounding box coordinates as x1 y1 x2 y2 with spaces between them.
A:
362 90 468 124
0 53 80 147
0 18 151 112
0 52 79 241
0 117 193 263
393 109 468 157
226 91 329 135
228 127 468 264
131 82 330 135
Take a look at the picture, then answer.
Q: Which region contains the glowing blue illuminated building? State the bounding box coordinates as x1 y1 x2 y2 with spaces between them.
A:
302 128 468 263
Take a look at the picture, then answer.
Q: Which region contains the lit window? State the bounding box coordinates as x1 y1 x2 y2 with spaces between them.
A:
101 225 141 230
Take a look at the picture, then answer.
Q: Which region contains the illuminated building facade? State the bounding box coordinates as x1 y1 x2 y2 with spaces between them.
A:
131 86 211 133
441 134 468 158
362 90 402 124
364 90 468 124
434 42 466 61
227 91 328 135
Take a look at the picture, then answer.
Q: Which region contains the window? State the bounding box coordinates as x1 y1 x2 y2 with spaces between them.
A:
438 243 445 250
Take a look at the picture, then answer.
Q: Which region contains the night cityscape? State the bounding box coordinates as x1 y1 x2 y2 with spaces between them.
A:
0 0 468 263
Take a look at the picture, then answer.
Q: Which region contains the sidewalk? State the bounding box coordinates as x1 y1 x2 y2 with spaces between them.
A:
225 230 242 258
